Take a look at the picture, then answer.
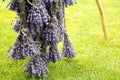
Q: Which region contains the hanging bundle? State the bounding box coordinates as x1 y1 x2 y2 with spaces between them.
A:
7 0 76 78
49 43 61 62
62 33 76 58
8 34 42 59
24 53 49 77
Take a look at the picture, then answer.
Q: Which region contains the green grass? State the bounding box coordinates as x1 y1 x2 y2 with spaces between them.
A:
0 0 120 80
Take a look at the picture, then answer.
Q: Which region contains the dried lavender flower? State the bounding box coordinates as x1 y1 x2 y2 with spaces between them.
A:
62 33 76 58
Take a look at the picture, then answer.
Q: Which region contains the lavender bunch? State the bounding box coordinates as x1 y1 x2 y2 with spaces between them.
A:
40 23 59 45
8 33 41 59
62 33 76 58
24 53 49 77
27 0 50 41
49 43 61 63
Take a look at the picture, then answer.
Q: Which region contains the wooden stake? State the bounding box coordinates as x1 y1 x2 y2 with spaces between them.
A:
96 0 108 39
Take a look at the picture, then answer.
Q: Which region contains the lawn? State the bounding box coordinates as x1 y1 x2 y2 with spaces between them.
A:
0 0 120 80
